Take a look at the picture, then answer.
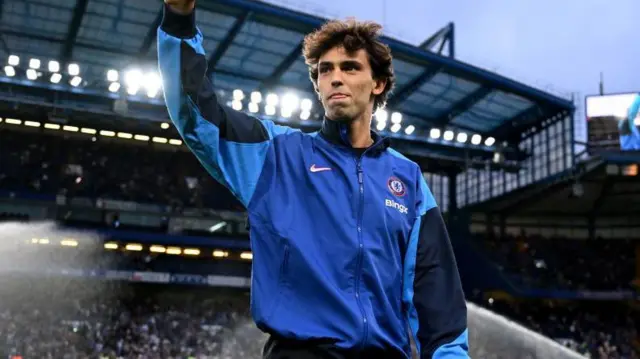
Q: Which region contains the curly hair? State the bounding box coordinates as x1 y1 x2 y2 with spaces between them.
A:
302 18 395 112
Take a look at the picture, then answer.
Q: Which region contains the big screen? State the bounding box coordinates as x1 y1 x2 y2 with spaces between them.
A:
585 93 640 151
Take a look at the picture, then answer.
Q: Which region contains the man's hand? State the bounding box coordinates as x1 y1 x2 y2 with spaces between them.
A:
164 0 195 15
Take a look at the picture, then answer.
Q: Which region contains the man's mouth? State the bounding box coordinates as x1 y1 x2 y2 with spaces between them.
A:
329 93 348 100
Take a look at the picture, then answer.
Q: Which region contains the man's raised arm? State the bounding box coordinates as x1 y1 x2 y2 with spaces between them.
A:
158 0 296 207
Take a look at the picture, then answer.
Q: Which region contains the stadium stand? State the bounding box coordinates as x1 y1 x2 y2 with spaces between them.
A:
0 0 638 358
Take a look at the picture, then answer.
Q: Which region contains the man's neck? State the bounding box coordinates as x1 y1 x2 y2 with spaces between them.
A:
348 113 373 148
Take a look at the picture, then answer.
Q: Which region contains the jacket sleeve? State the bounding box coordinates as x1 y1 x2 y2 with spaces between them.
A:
403 175 469 359
157 4 296 208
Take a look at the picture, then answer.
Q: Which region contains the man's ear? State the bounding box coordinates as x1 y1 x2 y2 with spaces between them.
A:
372 78 386 96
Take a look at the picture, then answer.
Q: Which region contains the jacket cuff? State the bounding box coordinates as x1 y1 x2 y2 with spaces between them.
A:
160 3 197 39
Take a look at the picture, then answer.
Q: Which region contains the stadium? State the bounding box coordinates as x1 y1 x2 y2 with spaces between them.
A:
0 0 638 358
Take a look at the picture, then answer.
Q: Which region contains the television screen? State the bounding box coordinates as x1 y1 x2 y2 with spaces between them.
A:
585 93 640 151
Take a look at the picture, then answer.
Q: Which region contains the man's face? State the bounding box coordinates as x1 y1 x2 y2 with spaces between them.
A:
316 46 385 122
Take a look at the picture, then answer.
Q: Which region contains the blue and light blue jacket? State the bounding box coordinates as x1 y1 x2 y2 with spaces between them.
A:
157 5 468 358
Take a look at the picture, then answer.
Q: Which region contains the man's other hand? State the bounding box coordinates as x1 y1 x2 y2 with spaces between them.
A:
164 0 195 15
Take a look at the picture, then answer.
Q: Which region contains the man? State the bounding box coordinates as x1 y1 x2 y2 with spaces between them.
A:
159 1 469 358
620 93 640 150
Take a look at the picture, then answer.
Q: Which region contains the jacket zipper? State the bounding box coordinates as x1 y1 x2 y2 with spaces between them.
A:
355 156 368 349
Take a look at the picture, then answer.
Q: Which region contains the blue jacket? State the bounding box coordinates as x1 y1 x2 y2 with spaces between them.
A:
157 5 468 358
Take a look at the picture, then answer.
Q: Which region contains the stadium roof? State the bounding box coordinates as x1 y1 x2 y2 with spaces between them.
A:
0 0 575 172
465 152 640 216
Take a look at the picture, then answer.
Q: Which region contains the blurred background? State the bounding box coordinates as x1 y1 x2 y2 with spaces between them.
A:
0 0 638 358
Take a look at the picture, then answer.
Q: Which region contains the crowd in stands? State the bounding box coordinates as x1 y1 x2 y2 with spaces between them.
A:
488 299 639 359
479 232 637 291
0 129 242 212
0 275 636 359
0 279 256 359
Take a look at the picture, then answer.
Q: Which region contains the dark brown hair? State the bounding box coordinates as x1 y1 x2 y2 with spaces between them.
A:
302 18 395 112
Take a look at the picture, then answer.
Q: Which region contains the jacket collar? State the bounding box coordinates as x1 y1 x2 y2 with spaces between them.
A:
319 117 390 155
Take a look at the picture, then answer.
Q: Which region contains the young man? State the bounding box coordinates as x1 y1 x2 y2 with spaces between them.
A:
159 1 469 358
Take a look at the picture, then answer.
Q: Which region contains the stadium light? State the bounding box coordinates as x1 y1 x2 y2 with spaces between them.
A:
160 123 170 130
443 130 454 141
231 100 243 111
301 98 312 111
68 63 80 76
265 104 276 116
248 102 259 113
125 243 143 251
282 93 299 111
281 107 292 118
471 134 482 145
29 58 40 69
108 82 120 93
26 69 37 80
484 137 496 146
24 121 40 128
404 125 415 135
104 242 118 250
430 128 441 139
300 110 310 120
150 245 166 253
166 247 182 255
183 248 200 256
50 73 62 84
107 69 119 82
376 121 386 131
48 61 60 73
125 69 142 95
152 137 168 144
213 250 229 258
144 72 161 98
251 91 262 103
240 252 253 260
70 76 82 87
390 123 401 133
233 89 244 101
4 66 15 77
456 132 468 143
266 93 279 107
391 112 402 124
375 109 388 122
8 55 19 66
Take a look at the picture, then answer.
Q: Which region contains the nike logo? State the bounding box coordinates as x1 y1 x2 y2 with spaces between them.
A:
310 164 332 172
